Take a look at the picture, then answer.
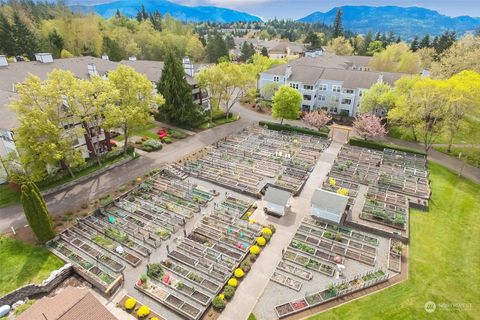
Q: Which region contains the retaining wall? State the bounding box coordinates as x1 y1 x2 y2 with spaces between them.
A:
0 264 73 306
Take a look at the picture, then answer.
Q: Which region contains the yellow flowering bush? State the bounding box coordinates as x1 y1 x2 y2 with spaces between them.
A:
151 318 159 320
329 177 336 186
124 297 136 310
337 188 349 196
219 294 225 300
261 227 272 236
228 278 238 287
246 211 252 217
256 237 266 246
250 245 261 255
234 268 245 278
137 305 150 317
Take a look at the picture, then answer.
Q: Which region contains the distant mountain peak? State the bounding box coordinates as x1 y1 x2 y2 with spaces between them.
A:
298 5 480 39
70 0 262 23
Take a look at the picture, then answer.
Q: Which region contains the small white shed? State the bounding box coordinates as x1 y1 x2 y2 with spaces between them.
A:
264 187 291 217
310 188 348 224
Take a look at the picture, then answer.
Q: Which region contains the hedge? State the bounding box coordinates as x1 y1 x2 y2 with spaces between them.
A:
259 121 329 138
348 137 427 156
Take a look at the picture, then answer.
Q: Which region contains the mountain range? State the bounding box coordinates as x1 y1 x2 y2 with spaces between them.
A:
69 1 480 39
298 6 480 39
70 0 261 23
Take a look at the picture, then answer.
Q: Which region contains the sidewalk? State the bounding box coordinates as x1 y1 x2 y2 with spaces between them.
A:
384 137 480 184
218 142 343 320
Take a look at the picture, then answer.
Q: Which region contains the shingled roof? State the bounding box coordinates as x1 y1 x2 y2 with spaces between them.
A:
17 287 117 320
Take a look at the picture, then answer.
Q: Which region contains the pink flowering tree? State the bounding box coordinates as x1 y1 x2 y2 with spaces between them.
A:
353 114 387 140
302 110 332 131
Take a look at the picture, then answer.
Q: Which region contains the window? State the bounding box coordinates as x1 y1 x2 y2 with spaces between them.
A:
302 105 311 111
344 89 354 94
331 107 338 113
332 85 341 93
318 95 326 101
273 76 280 82
319 84 327 91
358 90 363 97
304 85 313 90
341 98 352 105
289 83 299 89
303 95 312 101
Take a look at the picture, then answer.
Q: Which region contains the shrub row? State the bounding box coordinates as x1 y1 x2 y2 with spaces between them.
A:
348 137 427 156
259 121 329 138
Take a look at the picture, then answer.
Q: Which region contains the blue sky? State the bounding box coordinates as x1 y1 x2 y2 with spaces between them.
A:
169 0 480 19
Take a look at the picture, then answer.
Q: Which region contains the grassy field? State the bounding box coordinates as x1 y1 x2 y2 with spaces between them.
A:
114 122 158 141
388 116 480 145
434 146 480 168
309 162 480 320
0 236 64 295
199 114 240 129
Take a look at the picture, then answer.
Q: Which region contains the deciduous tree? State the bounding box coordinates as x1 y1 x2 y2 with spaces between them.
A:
359 82 396 114
303 110 332 130
104 65 164 154
353 114 387 140
369 43 421 74
328 36 354 55
272 85 302 124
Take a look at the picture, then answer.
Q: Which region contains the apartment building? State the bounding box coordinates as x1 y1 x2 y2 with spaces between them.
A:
258 55 404 116
232 37 307 59
0 54 210 178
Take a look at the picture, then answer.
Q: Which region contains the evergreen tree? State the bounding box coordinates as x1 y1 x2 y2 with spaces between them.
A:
206 34 228 63
305 30 320 48
261 46 269 57
47 29 64 58
332 8 343 38
157 51 203 126
115 9 122 18
136 4 148 22
434 31 456 55
374 32 381 41
0 12 15 56
12 12 38 58
396 36 402 43
225 35 235 50
361 32 373 55
410 35 420 52
103 36 125 61
380 33 388 47
387 31 395 45
419 34 431 48
21 181 56 243
240 42 255 62
149 11 162 31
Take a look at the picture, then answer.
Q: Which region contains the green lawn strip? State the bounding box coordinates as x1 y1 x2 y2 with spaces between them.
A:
309 162 480 319
114 122 159 142
14 299 36 315
199 114 240 129
0 236 64 296
434 146 480 168
37 150 135 191
247 313 257 320
0 184 21 208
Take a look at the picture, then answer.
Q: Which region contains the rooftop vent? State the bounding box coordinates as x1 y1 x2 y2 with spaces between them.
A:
102 54 109 61
128 56 137 61
34 53 53 63
0 55 7 67
87 63 98 77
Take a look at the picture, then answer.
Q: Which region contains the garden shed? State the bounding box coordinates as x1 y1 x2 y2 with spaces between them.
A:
310 188 348 224
264 186 292 216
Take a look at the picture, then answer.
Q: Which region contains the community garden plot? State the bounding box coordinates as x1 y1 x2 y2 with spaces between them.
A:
136 209 266 320
184 127 329 196
360 187 409 230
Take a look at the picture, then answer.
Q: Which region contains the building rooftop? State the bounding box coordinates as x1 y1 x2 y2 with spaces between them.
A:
262 55 404 88
17 286 117 320
264 186 292 206
310 188 348 223
0 89 18 131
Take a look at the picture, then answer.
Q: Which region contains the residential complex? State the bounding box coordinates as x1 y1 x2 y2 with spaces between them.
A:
258 54 404 116
232 37 307 59
0 54 210 175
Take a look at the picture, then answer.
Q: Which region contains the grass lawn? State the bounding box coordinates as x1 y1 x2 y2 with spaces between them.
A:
0 184 20 208
309 162 480 320
115 122 158 141
435 146 480 168
388 116 480 145
0 236 64 296
199 114 240 129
